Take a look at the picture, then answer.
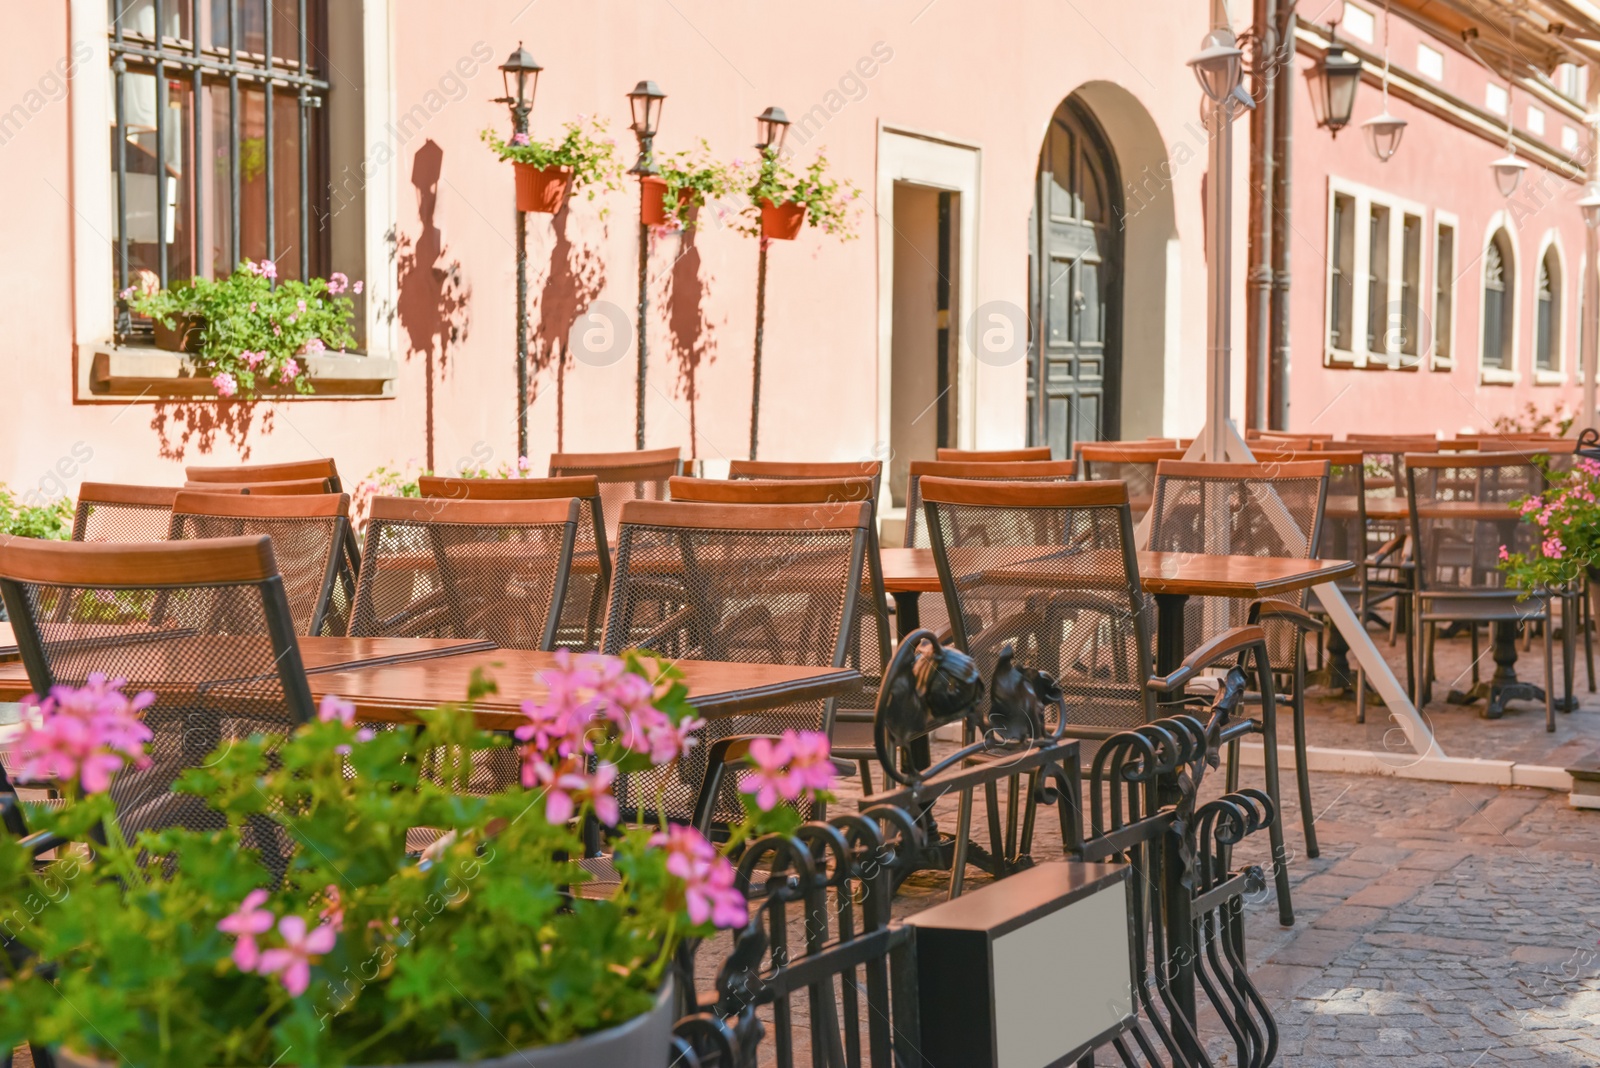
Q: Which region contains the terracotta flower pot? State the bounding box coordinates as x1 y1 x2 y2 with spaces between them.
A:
514 162 573 214
759 198 808 240
153 314 204 354
640 176 693 227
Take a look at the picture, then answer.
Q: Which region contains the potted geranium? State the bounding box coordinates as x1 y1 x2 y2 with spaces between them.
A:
1499 454 1600 593
482 118 625 214
0 656 834 1067
641 142 744 230
128 261 361 399
746 151 859 240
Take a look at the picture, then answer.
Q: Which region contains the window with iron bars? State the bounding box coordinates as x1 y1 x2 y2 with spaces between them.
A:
110 0 330 344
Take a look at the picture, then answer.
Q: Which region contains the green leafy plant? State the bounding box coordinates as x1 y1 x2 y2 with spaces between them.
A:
1498 455 1600 594
127 261 360 399
0 486 72 540
652 142 746 231
481 118 626 202
744 150 859 238
0 659 834 1066
351 458 536 529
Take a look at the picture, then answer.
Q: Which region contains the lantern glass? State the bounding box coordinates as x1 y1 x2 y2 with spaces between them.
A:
1363 112 1406 162
1188 31 1243 103
498 44 541 110
627 80 665 136
1315 45 1363 135
1491 154 1528 198
755 106 790 155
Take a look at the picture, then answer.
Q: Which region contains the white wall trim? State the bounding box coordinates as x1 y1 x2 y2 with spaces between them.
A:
1323 175 1428 370
67 0 114 355
1478 210 1522 385
1534 228 1568 380
1430 209 1460 370
875 124 982 454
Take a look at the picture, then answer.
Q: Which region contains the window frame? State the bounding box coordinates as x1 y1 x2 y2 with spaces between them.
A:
1323 176 1428 370
1430 210 1458 371
1477 215 1521 385
1533 233 1567 384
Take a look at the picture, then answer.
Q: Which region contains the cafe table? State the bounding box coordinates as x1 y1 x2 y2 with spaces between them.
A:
878 546 1355 675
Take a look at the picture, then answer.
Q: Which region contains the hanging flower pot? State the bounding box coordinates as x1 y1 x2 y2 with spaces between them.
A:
759 198 808 240
515 163 574 214
152 314 204 354
640 176 693 227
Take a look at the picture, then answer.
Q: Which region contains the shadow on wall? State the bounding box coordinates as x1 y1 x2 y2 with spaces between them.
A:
661 220 718 452
396 139 472 471
532 204 607 452
149 402 274 462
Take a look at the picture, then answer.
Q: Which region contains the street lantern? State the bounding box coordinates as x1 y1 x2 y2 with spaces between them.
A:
1363 111 1407 162
755 106 790 156
626 79 666 175
1311 35 1363 136
1188 28 1244 104
497 43 542 122
1491 152 1529 197
1580 182 1600 228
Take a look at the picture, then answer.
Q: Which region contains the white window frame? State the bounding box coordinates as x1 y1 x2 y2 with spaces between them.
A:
1416 43 1444 81
1430 209 1459 371
1533 230 1568 384
1323 176 1428 370
1477 211 1522 385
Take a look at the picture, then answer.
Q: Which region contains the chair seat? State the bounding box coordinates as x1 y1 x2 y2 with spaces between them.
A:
831 717 877 758
1418 592 1549 623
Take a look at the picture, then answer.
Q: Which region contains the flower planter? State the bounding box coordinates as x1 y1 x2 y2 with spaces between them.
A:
152 314 204 354
640 175 693 227
515 162 574 214
53 979 675 1068
759 198 808 240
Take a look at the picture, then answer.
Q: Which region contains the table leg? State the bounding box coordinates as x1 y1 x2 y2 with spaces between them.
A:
1447 619 1546 719
1325 621 1356 694
891 590 922 644
1151 591 1200 1058
1153 592 1189 677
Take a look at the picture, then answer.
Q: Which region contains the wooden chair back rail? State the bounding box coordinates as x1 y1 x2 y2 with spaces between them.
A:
180 478 334 495
1077 446 1187 465
76 483 182 508
1247 450 1364 467
170 490 351 519
669 475 876 505
0 534 279 585
185 459 340 488
918 476 1130 509
727 459 883 480
548 446 681 472
616 500 872 532
906 459 1078 479
933 446 1053 462
365 495 581 526
416 474 602 500
1154 459 1329 480
1328 438 1441 453
1403 452 1546 470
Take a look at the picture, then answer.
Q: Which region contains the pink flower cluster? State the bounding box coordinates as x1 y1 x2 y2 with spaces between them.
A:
318 694 375 753
510 132 530 147
1543 536 1566 560
303 337 326 355
240 350 267 369
15 675 154 794
212 371 237 398
652 824 747 929
281 357 301 384
739 730 835 811
217 890 337 996
246 258 278 280
513 652 704 827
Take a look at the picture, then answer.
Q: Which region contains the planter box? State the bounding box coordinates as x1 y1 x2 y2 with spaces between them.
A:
515 162 573 214
759 198 807 240
85 346 400 401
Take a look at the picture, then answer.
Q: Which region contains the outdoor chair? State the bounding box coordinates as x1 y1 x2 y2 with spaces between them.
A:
181 478 335 495
727 458 884 499
185 458 343 491
934 446 1053 462
71 483 179 543
0 535 315 867
599 499 873 829
903 459 1079 548
548 446 680 545
1406 453 1559 729
1077 445 1186 523
919 476 1297 923
668 475 892 791
168 490 352 637
350 496 580 651
417 475 610 650
1147 459 1329 859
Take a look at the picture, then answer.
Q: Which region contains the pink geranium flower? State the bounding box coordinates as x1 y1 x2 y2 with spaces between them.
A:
510 132 530 146
530 759 619 826
645 713 703 765
650 825 748 928
257 915 335 997
327 272 348 295
281 358 300 383
303 337 326 355
739 736 796 811
15 675 154 794
783 730 835 794
217 889 276 971
1498 545 1510 562
212 372 237 398
1543 537 1566 560
257 258 278 280
318 694 374 751
353 280 363 295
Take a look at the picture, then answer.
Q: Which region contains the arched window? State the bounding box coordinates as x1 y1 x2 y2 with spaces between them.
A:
1483 230 1515 371
1536 247 1562 373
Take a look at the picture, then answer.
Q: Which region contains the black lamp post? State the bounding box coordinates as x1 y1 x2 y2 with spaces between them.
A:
627 80 665 450
749 106 789 460
1310 29 1362 137
496 42 542 460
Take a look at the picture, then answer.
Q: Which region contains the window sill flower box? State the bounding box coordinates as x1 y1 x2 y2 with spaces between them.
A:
82 346 399 401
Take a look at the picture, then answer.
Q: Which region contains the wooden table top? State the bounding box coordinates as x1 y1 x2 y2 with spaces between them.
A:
878 547 1354 598
1325 497 1522 522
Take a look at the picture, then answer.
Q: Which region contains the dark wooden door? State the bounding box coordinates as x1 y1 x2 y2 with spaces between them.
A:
1028 99 1122 457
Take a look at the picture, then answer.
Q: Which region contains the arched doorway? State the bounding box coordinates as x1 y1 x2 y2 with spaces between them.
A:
1028 97 1123 456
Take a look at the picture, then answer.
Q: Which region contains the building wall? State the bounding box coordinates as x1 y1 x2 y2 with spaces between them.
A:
0 1 1244 502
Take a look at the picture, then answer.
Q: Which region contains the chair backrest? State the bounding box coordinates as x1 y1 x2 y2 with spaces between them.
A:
181 478 335 495
601 499 872 823
547 447 680 544
727 459 884 499
934 446 1053 462
185 458 342 492
1076 446 1187 521
417 475 610 649
72 483 179 543
1406 453 1542 595
0 535 314 849
350 496 579 651
1253 451 1367 576
168 490 351 637
919 476 1155 736
903 459 1078 547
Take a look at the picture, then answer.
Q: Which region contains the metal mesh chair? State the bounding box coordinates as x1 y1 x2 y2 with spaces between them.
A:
548 447 680 546
1407 454 1557 728
72 483 179 543
185 458 342 491
168 490 352 637
1077 446 1186 524
728 458 884 499
350 496 579 650
934 446 1053 462
600 499 872 827
417 475 610 650
0 536 315 868
668 476 892 790
903 459 1078 549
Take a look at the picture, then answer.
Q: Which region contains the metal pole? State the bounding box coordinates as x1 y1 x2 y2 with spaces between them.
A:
1203 93 1233 461
751 240 769 460
1584 73 1600 433
513 99 531 461
1246 0 1276 433
636 220 649 449
1270 0 1296 430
